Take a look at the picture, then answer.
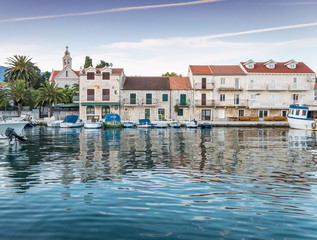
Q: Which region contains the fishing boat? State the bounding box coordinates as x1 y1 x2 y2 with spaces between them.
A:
0 116 27 146
288 104 317 130
170 121 181 128
152 121 168 128
122 121 136 128
60 115 83 128
84 114 103 129
137 119 152 128
104 113 122 128
200 122 212 128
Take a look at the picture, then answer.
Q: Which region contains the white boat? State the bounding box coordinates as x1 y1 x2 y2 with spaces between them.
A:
0 116 27 146
60 115 83 128
137 119 152 128
122 121 135 128
170 121 181 128
185 121 198 128
84 114 103 129
152 121 168 128
47 120 63 127
288 104 317 130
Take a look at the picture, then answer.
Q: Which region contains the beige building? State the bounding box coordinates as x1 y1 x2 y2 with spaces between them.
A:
78 66 124 121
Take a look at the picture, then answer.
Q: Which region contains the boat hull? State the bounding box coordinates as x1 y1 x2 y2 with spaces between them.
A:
84 122 103 129
288 116 315 130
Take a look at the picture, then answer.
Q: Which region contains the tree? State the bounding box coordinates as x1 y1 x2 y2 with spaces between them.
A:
96 60 109 68
62 87 76 104
36 81 65 117
33 71 51 89
10 80 26 116
84 56 93 68
0 84 11 109
24 88 39 110
162 72 183 77
4 55 41 88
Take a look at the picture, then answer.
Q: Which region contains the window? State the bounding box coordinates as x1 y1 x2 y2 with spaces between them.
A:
235 78 240 89
177 109 183 116
145 109 150 119
86 106 95 115
259 110 268 118
202 78 206 89
130 93 136 104
221 78 225 84
146 93 152 104
302 110 307 117
102 72 110 80
87 89 94 101
180 94 186 105
201 93 206 105
158 108 165 120
293 77 299 84
220 94 225 102
202 110 211 121
239 110 244 117
66 71 68 77
296 110 300 116
282 110 287 117
102 106 110 119
162 94 168 102
234 94 239 105
87 72 95 80
102 89 110 101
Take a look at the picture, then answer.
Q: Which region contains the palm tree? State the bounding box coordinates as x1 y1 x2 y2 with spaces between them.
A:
4 55 40 88
36 81 65 117
10 80 26 116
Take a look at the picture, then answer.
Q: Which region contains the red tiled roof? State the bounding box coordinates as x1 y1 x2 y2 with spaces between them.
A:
189 65 212 75
240 61 315 74
209 65 246 75
123 76 170 90
50 70 61 82
169 77 192 90
82 68 124 75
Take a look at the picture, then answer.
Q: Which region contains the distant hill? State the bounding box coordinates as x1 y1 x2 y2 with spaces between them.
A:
0 66 6 83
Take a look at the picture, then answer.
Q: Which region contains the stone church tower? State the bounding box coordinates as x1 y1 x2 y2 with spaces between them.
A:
63 46 72 69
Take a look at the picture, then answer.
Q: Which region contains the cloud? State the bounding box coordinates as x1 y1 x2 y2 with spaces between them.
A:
0 0 221 23
102 21 317 50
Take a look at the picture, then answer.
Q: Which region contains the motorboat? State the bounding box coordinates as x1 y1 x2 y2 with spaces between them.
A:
104 113 122 128
60 115 83 128
201 122 212 128
84 114 103 129
185 121 198 128
122 121 136 128
152 121 168 128
137 119 152 128
170 121 181 128
20 115 36 128
0 116 27 146
288 104 317 130
47 120 63 127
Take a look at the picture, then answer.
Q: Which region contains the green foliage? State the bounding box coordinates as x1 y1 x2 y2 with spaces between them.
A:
4 55 41 88
33 71 51 89
36 81 65 117
72 83 79 94
10 80 27 116
84 56 93 68
0 85 11 108
174 105 179 113
96 60 109 68
24 88 39 110
62 87 76 104
162 72 183 77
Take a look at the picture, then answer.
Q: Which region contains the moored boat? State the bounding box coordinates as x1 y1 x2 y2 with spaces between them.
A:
201 122 212 128
288 104 317 130
170 121 181 128
185 120 198 128
122 121 136 128
84 114 103 129
152 121 168 128
104 114 122 128
0 116 28 146
137 119 152 128
60 115 83 128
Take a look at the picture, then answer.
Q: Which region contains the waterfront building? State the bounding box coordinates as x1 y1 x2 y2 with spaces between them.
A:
49 46 80 88
78 66 124 121
240 59 315 120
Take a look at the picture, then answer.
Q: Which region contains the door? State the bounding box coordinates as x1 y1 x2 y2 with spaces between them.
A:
239 110 244 117
201 94 206 105
234 94 239 105
202 78 206 89
259 110 268 121
158 108 165 121
202 110 211 120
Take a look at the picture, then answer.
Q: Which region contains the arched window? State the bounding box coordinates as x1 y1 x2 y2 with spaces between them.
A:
86 106 95 115
102 106 110 119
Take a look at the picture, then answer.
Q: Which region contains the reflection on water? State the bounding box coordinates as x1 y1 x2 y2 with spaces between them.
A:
0 127 317 239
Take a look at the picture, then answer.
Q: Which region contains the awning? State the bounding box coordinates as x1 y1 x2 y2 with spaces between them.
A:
81 102 120 106
54 103 79 108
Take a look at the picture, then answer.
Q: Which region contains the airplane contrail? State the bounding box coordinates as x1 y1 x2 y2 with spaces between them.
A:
0 0 222 23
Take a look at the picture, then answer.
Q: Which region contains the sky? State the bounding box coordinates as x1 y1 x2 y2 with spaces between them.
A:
1 0 317 76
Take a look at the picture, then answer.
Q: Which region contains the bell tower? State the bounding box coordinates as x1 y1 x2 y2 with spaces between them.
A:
63 46 72 69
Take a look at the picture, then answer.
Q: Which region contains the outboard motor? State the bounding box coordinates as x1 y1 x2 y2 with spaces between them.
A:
5 128 27 142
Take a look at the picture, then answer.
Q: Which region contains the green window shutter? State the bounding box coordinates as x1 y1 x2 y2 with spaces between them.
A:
146 93 152 104
177 109 183 116
130 93 136 104
162 94 168 102
180 94 186 105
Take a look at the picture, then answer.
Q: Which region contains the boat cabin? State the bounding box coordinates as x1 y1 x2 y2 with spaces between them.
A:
288 105 317 120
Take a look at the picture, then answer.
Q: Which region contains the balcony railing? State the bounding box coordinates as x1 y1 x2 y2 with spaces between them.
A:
87 95 95 101
218 86 243 91
247 84 267 91
194 83 214 90
289 84 312 91
195 100 213 106
267 83 288 91
175 99 190 106
213 99 247 107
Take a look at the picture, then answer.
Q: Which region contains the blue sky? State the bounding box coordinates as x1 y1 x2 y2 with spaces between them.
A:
1 0 317 76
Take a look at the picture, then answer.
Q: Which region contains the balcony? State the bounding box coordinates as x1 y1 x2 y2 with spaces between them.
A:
218 86 243 91
249 101 289 109
289 84 312 91
194 83 214 90
121 98 158 106
213 99 247 107
247 84 267 91
175 99 190 107
195 100 213 107
267 83 288 91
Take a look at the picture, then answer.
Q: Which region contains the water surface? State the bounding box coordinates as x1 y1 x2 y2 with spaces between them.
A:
0 127 317 239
